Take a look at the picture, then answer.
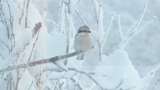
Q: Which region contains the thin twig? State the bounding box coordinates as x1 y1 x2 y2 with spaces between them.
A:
117 15 123 39
122 16 157 50
19 0 26 25
45 19 59 30
0 39 10 52
74 73 82 90
152 77 160 90
28 80 33 90
0 54 4 60
101 12 116 46
28 26 41 62
129 0 148 37
25 0 30 28
75 10 87 25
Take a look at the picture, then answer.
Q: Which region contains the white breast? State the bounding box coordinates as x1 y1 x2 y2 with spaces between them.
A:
74 33 94 52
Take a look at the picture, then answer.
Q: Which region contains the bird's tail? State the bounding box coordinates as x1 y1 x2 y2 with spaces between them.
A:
77 53 85 60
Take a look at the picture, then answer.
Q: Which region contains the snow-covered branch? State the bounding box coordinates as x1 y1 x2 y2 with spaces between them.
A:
119 0 157 50
0 51 82 73
143 63 160 90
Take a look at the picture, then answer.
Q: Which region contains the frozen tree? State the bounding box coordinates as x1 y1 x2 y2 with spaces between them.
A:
0 0 160 90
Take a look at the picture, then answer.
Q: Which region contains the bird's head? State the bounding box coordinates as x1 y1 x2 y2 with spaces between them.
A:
77 25 91 34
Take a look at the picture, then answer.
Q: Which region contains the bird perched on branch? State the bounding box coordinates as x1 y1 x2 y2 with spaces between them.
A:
74 25 94 60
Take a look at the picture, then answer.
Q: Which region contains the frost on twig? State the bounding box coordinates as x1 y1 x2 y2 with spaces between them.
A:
143 63 160 90
58 0 79 65
119 0 157 50
96 13 115 61
101 13 116 47
45 19 59 35
0 51 82 73
91 0 116 61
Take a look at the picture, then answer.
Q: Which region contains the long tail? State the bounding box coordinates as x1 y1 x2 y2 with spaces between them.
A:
77 53 85 60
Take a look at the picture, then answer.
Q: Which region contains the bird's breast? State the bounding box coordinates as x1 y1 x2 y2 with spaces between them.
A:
74 34 94 52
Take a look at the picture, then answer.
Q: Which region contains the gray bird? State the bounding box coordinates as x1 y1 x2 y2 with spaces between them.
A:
74 25 94 60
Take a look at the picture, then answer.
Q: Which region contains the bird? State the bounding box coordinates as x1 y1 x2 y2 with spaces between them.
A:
74 25 94 60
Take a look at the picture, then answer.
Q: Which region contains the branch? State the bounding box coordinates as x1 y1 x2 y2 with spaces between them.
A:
0 39 10 52
0 51 82 73
45 19 59 30
75 10 87 25
143 63 160 90
101 12 116 46
128 0 148 37
117 15 123 39
152 77 160 90
121 16 157 50
19 0 26 25
25 0 30 28
0 54 4 60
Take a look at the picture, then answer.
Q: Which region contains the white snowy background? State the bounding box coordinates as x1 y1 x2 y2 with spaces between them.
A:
0 0 160 90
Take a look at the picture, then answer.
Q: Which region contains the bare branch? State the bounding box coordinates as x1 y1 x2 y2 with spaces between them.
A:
32 22 42 37
28 80 33 90
25 0 30 28
0 51 82 73
0 39 10 52
0 54 4 60
114 79 123 90
19 0 26 25
75 10 87 25
74 73 82 90
91 0 99 21
152 77 160 90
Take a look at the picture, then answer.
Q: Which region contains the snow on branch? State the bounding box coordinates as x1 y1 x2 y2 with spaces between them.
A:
118 0 157 50
143 63 160 90
129 0 148 36
101 12 116 47
120 16 157 50
0 51 82 73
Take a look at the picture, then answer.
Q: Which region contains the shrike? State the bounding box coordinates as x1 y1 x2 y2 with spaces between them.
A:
74 25 94 60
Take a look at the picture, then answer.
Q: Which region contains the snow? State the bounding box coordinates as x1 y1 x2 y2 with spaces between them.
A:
18 70 33 90
0 0 160 90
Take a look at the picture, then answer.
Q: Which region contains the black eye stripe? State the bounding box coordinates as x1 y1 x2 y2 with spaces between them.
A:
78 30 91 33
